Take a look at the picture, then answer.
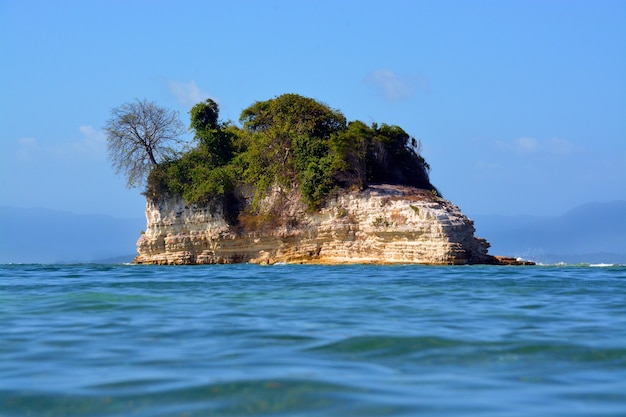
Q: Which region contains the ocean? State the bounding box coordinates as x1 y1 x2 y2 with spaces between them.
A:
1 264 624 416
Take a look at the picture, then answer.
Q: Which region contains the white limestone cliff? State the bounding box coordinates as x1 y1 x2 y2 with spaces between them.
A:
134 185 502 265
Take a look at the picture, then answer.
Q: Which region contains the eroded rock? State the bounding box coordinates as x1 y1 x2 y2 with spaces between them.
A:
134 185 503 265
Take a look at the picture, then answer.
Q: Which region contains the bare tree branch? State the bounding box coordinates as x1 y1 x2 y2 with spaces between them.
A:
104 99 185 188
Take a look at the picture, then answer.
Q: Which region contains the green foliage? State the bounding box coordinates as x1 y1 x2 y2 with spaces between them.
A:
184 164 236 205
299 156 335 210
372 215 391 228
144 164 170 200
189 99 219 131
240 93 346 139
144 93 437 225
189 99 234 166
328 120 371 189
238 94 347 207
367 123 430 187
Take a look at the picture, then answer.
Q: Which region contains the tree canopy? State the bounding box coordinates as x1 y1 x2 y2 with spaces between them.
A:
189 99 234 167
104 99 185 188
144 93 436 217
240 93 346 139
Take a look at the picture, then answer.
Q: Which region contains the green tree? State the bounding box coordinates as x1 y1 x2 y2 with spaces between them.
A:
189 99 235 167
189 98 219 131
239 94 347 206
104 99 185 188
329 120 372 189
143 93 437 214
240 93 346 139
366 123 434 191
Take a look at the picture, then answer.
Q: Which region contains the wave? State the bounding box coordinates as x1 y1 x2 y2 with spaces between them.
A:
0 378 372 417
534 261 625 268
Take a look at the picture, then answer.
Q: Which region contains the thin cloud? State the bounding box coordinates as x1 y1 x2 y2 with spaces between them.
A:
168 80 211 107
16 138 38 162
497 137 581 156
16 126 106 162
546 137 580 155
363 69 430 101
515 137 540 155
74 126 106 156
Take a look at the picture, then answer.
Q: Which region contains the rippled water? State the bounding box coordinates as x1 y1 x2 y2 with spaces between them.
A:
1 264 625 416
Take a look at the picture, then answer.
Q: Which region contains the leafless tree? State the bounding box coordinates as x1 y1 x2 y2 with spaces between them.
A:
104 99 185 188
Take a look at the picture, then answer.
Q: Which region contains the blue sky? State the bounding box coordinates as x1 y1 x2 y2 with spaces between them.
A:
1 0 624 218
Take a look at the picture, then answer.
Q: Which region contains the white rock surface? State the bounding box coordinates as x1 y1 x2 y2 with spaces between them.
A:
135 185 492 265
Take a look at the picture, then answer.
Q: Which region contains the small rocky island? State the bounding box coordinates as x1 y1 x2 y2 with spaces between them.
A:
123 94 531 265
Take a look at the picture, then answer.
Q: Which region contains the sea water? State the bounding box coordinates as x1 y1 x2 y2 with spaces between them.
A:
1 264 624 416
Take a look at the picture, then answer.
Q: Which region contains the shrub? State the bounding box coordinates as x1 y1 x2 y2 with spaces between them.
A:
144 93 437 224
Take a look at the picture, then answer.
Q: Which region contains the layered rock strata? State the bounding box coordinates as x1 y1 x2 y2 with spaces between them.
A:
134 185 509 265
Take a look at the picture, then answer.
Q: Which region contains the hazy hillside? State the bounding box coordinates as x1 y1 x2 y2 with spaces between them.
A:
471 200 626 264
0 207 145 264
1 201 624 265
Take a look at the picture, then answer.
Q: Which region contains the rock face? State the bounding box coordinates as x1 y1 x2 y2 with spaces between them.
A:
135 185 502 265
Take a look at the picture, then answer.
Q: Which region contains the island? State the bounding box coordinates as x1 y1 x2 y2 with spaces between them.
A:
110 94 532 265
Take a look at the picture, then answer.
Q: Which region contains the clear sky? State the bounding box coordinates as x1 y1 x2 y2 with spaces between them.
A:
1 0 624 218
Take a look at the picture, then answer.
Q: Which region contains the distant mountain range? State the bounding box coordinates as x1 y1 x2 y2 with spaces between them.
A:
471 200 626 264
0 207 144 264
1 201 624 265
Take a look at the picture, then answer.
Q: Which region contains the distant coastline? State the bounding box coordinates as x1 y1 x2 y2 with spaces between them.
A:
2 200 623 266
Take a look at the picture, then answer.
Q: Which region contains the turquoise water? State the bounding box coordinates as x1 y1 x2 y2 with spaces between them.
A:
1 264 625 416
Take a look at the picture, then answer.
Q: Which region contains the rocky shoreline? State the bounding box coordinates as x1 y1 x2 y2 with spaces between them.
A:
134 185 534 266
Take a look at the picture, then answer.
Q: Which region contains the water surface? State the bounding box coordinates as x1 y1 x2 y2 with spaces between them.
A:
1 264 625 416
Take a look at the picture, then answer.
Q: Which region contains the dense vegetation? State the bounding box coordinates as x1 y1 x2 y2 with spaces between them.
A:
145 94 436 222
